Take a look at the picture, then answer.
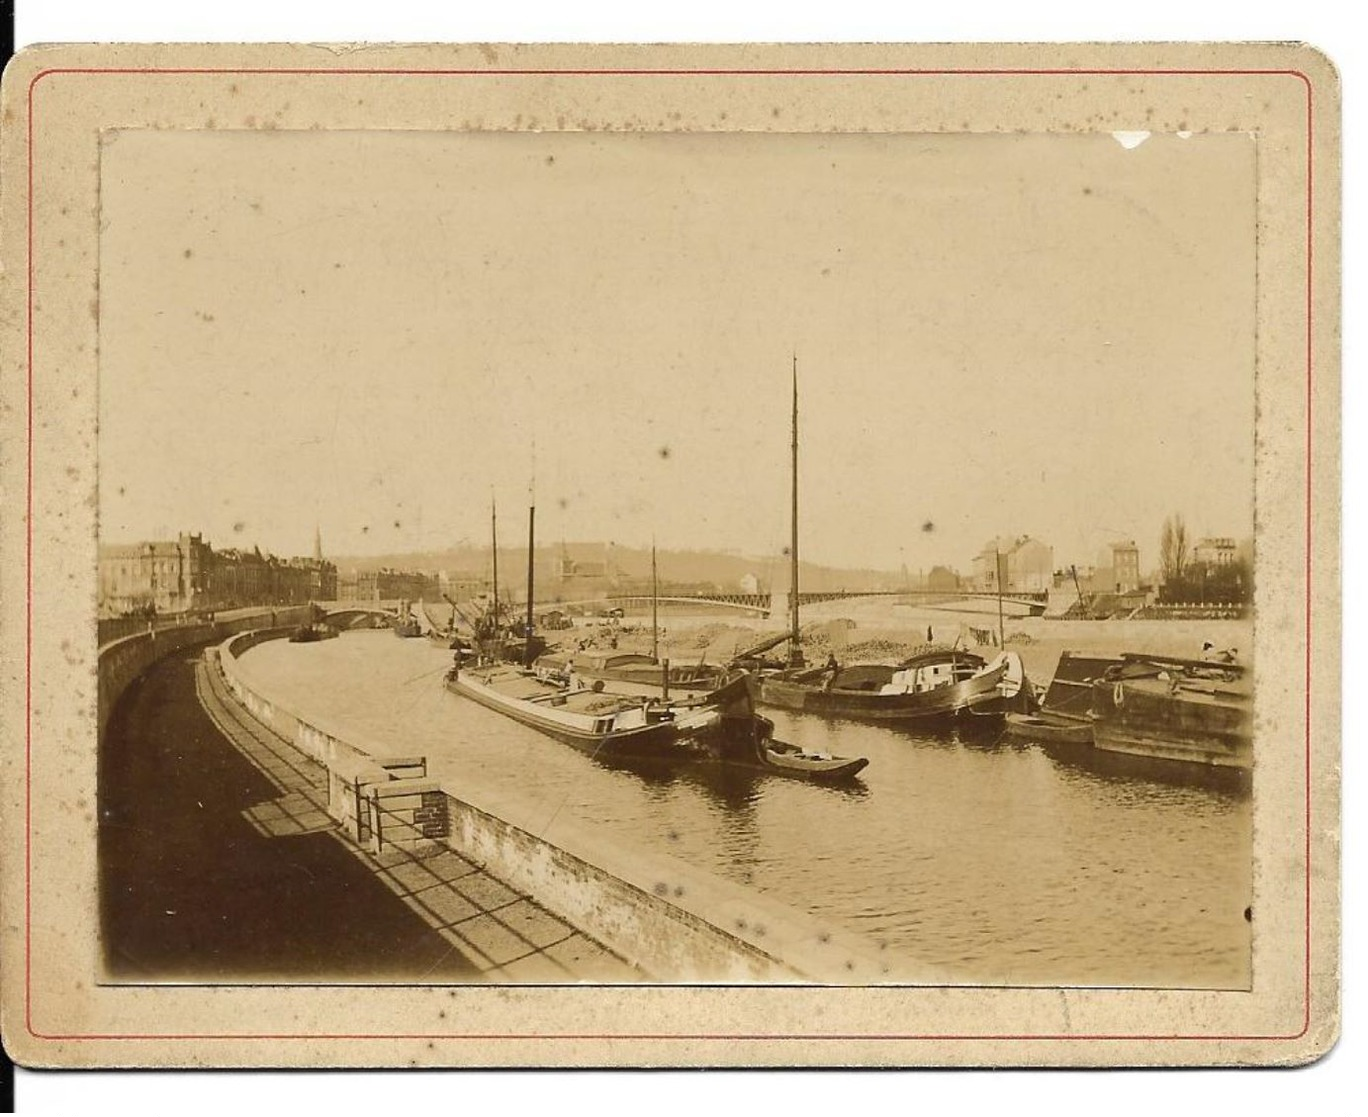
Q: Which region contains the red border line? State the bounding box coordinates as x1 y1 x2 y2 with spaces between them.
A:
21 66 1317 77
25 64 1317 1046
1303 69 1315 1041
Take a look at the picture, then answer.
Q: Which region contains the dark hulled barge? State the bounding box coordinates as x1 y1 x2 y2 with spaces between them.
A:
754 647 1028 722
1005 650 1252 772
1088 652 1251 769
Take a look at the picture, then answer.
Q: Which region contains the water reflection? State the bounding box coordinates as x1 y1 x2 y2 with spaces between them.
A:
580 749 869 810
1031 736 1250 799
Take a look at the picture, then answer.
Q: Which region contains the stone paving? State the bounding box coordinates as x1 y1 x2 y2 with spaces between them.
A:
197 654 638 982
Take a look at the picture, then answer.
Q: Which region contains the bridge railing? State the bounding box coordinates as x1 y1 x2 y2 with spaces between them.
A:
600 589 1050 612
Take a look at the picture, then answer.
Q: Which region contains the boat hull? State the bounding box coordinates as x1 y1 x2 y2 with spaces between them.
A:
288 625 339 644
753 653 1022 722
583 663 726 692
450 668 870 779
747 744 869 781
1090 677 1251 769
1003 711 1094 745
533 652 727 694
446 671 710 760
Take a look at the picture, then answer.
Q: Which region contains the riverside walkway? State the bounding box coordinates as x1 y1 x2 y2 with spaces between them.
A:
99 647 636 982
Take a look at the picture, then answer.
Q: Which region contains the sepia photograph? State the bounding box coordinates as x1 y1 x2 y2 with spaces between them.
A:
95 125 1255 989
0 39 1339 1069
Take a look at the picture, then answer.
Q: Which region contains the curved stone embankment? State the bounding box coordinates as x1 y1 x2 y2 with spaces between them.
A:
97 607 311 743
219 631 901 984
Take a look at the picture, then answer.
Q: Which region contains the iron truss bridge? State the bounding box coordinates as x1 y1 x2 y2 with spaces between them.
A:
589 590 1049 616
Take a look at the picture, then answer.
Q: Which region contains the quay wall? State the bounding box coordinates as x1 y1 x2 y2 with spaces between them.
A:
218 632 900 984
97 607 311 743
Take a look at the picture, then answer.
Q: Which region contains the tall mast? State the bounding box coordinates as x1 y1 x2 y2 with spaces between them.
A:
651 540 660 663
525 500 536 666
491 495 499 627
789 354 801 656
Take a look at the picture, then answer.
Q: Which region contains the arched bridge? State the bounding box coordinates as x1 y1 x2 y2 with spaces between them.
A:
321 604 403 629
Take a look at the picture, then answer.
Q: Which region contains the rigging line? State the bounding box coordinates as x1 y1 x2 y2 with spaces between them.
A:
399 662 451 687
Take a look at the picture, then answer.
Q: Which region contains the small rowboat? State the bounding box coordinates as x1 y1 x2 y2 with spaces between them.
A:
287 623 339 644
671 678 870 783
742 730 869 782
1002 710 1094 745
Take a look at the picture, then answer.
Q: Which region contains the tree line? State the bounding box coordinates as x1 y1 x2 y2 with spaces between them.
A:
1157 513 1251 605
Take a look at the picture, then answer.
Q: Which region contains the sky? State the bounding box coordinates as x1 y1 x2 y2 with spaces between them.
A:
98 127 1255 573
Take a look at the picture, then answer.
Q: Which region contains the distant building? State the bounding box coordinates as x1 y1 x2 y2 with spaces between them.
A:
739 572 760 594
1094 540 1141 594
560 556 609 579
1054 565 1095 591
972 536 1053 594
288 556 338 602
97 531 336 616
438 570 488 601
554 543 621 598
1193 537 1238 567
926 565 960 593
97 532 213 617
355 568 438 602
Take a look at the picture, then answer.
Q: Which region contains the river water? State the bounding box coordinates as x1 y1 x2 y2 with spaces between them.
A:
239 630 1251 988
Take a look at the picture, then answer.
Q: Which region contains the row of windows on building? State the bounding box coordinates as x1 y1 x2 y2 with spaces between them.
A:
98 532 337 617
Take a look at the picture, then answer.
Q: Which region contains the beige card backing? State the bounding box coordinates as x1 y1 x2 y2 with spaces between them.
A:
0 42 1341 1067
